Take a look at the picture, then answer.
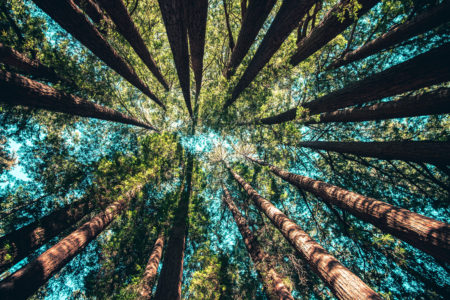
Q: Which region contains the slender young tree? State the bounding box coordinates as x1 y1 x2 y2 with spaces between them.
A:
226 165 382 300
73 0 108 28
222 0 235 51
222 185 294 300
138 232 165 299
0 70 158 131
246 156 450 263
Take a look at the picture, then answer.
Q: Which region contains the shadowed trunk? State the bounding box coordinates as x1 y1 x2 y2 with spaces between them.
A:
240 0 247 21
96 0 169 90
222 0 235 51
138 232 165 299
290 0 379 66
226 166 382 300
31 0 164 108
223 0 276 79
222 186 294 300
297 140 450 166
0 70 158 131
327 2 450 70
73 0 108 28
158 0 192 117
246 156 450 263
224 0 316 109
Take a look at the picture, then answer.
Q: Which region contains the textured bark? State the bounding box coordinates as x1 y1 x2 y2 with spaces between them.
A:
227 166 382 300
0 70 158 131
224 0 316 109
138 232 165 299
304 88 450 124
223 0 277 79
222 0 235 51
290 0 379 66
327 2 450 70
298 140 450 166
96 0 169 90
222 186 294 300
247 156 450 263
158 0 192 117
31 0 164 108
0 200 127 300
186 0 208 96
73 0 108 27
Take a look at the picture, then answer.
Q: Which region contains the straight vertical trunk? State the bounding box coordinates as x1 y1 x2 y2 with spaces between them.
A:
327 2 450 70
158 0 192 117
31 0 164 108
0 70 158 131
224 0 316 109
223 0 277 79
222 186 294 300
227 166 382 300
138 232 165 299
96 0 169 90
73 0 108 27
290 0 379 66
297 140 450 166
247 156 450 263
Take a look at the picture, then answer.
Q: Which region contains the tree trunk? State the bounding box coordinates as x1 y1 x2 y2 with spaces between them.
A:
224 0 316 109
290 0 379 66
31 0 164 108
327 2 450 70
73 0 108 28
158 0 192 117
138 232 165 299
226 166 382 300
223 0 276 79
0 70 158 131
246 156 450 263
222 185 294 300
96 0 169 90
222 0 235 51
240 0 247 21
297 140 450 166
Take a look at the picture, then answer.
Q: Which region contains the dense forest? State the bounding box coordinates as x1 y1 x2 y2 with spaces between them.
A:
0 0 449 299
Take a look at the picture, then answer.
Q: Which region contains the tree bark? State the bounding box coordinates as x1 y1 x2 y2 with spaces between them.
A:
96 0 169 90
226 166 382 300
73 0 108 28
138 232 165 299
222 185 294 300
327 2 450 70
31 0 164 108
246 156 450 263
297 140 450 166
224 0 316 109
223 0 277 79
158 0 192 117
290 0 379 66
222 0 235 51
0 70 158 131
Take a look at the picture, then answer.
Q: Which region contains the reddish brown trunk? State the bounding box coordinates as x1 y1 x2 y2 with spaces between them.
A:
298 140 450 166
223 0 276 79
222 0 235 51
0 200 127 300
224 0 316 109
31 0 164 108
158 0 192 117
227 166 382 300
327 2 450 70
222 186 294 300
138 232 165 299
247 156 450 263
0 70 158 131
290 0 379 66
73 0 108 27
96 0 169 90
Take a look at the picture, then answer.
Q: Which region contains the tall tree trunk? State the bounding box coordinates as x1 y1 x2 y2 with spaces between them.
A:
224 0 316 109
158 0 192 117
240 0 247 21
138 232 165 299
246 156 450 263
0 70 158 131
73 0 108 28
153 154 194 300
223 0 276 79
327 2 450 70
96 0 169 90
222 0 235 51
31 0 164 108
222 185 294 300
226 165 382 300
290 0 379 66
297 140 450 166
